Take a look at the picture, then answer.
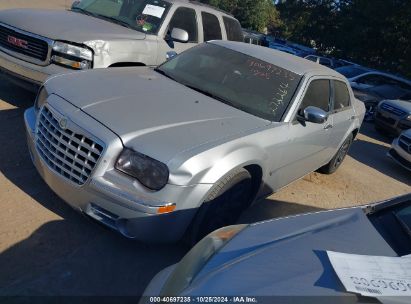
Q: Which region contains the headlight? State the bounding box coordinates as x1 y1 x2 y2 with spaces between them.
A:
34 86 49 111
407 114 411 121
115 148 169 191
160 225 247 296
52 41 93 69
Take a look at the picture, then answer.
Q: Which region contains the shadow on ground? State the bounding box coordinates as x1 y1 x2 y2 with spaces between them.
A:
349 124 410 186
359 121 394 144
240 198 324 224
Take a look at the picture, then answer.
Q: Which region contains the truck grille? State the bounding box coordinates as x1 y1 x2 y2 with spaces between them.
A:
0 23 49 62
380 103 406 117
399 135 411 154
36 107 104 185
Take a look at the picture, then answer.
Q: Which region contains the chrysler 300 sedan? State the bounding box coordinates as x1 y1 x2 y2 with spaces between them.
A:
24 41 365 243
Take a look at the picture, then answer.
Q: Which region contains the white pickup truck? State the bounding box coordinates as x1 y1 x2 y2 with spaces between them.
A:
0 0 243 90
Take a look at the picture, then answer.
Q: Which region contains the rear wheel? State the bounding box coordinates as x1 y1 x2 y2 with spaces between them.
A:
318 133 353 174
184 168 253 245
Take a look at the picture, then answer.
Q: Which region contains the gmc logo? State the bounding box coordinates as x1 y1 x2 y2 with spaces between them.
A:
7 35 28 49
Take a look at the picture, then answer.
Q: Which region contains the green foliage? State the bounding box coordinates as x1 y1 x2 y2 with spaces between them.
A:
277 0 411 78
201 0 282 33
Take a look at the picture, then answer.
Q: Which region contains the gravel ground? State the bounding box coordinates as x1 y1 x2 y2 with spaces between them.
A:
0 0 410 298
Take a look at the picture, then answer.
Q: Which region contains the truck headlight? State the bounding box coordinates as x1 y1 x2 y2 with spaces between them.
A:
34 86 49 111
160 225 248 296
52 41 93 70
115 148 169 191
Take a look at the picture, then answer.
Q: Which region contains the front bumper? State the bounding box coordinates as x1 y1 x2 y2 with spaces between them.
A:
0 49 69 91
24 99 212 243
388 137 411 171
374 110 411 135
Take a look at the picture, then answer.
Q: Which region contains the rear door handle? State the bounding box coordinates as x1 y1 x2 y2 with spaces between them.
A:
349 116 355 121
324 124 333 130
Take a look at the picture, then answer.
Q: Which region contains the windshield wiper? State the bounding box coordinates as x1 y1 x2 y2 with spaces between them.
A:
94 15 134 29
183 84 237 106
154 68 179 82
70 7 96 17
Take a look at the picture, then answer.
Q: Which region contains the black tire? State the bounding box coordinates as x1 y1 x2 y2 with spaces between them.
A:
318 133 353 174
183 168 253 246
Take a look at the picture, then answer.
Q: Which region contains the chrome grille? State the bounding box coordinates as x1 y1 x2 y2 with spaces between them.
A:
36 107 104 185
380 103 406 117
399 135 411 154
0 23 49 61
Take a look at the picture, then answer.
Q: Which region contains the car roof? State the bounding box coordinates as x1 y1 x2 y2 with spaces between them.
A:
211 41 344 78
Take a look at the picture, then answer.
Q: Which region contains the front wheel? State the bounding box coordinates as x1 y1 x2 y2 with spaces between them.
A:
184 168 253 245
318 133 353 174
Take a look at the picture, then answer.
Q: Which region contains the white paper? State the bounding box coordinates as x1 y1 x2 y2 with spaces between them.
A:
327 251 411 297
142 4 165 18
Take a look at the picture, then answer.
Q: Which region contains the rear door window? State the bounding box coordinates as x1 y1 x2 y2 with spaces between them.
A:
168 7 198 42
223 16 243 41
201 12 222 41
333 81 351 110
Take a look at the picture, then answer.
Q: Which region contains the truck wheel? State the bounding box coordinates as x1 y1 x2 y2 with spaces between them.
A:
318 133 353 174
184 168 253 245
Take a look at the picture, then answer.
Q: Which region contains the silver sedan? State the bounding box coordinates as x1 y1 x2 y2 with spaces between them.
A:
24 41 365 243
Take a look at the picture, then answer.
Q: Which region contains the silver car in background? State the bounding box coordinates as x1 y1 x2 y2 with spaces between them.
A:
388 129 411 171
24 41 365 243
0 0 243 91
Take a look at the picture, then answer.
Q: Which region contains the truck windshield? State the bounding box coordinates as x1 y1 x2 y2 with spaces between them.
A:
156 43 302 122
71 0 171 34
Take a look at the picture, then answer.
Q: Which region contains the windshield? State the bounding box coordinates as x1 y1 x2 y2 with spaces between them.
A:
369 199 411 256
157 43 302 121
71 0 171 34
335 66 369 78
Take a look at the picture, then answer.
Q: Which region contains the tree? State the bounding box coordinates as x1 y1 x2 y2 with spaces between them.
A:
276 0 411 78
201 0 282 33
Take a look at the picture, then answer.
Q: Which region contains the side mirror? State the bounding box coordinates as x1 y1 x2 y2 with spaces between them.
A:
170 28 189 43
303 106 328 124
71 1 81 8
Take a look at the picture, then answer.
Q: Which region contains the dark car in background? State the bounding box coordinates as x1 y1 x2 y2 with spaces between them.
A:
143 194 411 302
354 84 411 122
304 55 349 69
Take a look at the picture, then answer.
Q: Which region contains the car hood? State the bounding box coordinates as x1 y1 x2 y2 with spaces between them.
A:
184 208 397 297
380 99 411 113
46 67 270 163
0 9 146 43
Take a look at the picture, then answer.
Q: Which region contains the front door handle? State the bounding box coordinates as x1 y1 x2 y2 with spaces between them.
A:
324 124 333 130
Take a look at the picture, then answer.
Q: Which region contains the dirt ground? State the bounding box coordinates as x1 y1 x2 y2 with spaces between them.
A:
0 0 410 298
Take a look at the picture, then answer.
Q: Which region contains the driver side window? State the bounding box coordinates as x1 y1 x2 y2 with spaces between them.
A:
168 7 198 43
299 79 331 114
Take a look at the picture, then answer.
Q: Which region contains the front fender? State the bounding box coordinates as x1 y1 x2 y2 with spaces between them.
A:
168 144 267 186
85 39 158 68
